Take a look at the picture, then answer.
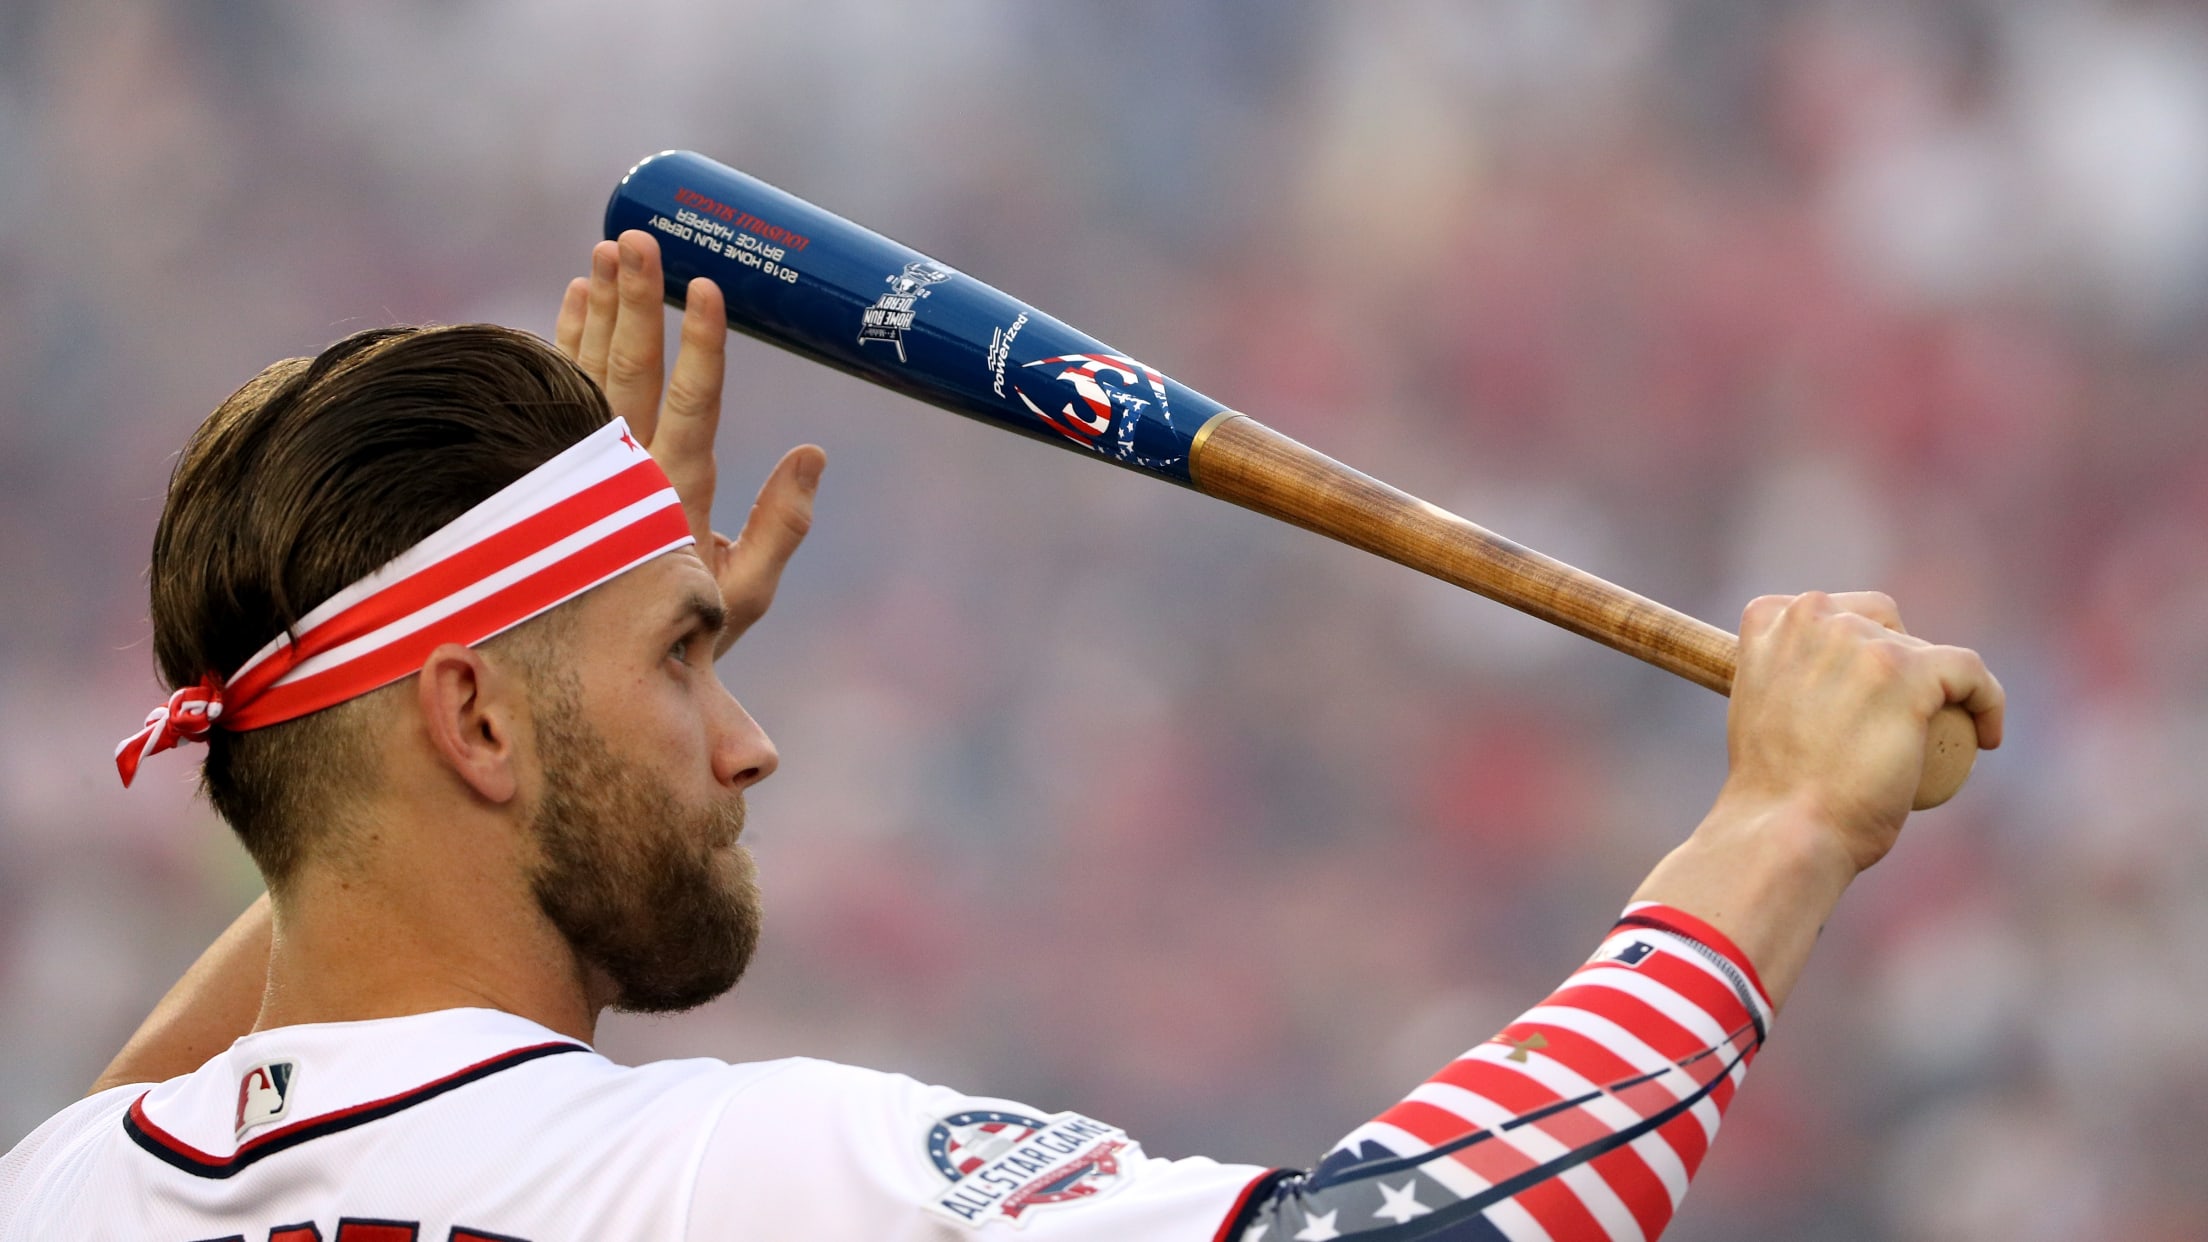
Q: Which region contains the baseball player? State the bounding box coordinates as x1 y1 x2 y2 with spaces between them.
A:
0 233 2002 1241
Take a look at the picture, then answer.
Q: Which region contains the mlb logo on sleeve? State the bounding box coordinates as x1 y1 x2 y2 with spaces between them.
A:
1612 940 1656 967
235 1061 298 1137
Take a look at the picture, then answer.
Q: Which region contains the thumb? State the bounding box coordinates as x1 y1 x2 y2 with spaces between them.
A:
715 445 825 653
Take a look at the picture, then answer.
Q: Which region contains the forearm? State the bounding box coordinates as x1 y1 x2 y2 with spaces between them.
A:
1223 791 1860 1242
91 893 272 1094
1226 901 1773 1241
1629 790 1855 1010
1216 593 1992 1240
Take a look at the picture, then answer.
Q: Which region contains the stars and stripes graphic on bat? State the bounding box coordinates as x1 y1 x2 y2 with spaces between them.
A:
1012 353 1175 454
1233 908 1775 1242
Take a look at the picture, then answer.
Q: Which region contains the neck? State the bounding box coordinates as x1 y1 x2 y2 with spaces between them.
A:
254 812 607 1045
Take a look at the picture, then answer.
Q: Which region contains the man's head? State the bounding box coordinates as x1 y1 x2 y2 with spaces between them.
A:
150 324 772 1011
152 324 608 874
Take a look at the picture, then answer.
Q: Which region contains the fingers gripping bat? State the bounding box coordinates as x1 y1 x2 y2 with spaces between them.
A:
606 151 1977 809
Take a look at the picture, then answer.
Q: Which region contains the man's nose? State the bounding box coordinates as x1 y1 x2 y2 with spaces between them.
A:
714 695 779 790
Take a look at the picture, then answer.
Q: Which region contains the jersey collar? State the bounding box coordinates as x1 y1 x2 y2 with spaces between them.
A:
125 1007 591 1179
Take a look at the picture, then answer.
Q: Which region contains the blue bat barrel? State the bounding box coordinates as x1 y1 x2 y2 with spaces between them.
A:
605 150 1230 485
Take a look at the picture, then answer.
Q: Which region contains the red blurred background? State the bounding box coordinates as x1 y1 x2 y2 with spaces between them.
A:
3 4 2204 1238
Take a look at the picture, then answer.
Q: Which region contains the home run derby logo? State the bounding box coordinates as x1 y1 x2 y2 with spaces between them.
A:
1012 353 1173 454
924 1108 1134 1226
858 260 951 362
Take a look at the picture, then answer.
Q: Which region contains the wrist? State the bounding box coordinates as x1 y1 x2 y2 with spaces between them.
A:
1630 791 1858 1010
1702 786 1863 893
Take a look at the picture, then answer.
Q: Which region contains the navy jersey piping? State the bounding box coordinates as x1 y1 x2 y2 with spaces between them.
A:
124 1042 588 1180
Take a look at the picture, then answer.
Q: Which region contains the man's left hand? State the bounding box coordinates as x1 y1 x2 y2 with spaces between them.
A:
554 229 824 656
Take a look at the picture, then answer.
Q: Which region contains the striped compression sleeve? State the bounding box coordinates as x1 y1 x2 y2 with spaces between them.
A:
1221 903 1776 1242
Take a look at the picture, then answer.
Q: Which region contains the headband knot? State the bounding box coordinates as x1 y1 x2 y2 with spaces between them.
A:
114 416 691 788
115 676 224 786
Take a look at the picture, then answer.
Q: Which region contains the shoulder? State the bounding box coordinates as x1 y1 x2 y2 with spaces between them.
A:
0 1085 142 1222
684 1061 1272 1238
3 1083 141 1171
528 1050 846 1116
682 1055 1019 1151
438 1051 893 1151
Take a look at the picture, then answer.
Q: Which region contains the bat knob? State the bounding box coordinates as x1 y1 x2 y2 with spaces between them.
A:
1912 704 1979 810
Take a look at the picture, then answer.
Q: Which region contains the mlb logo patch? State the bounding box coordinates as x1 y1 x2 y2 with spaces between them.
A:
1612 940 1657 967
234 1060 297 1137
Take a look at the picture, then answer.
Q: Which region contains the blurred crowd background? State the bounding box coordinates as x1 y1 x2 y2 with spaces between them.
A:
4 1 2205 1238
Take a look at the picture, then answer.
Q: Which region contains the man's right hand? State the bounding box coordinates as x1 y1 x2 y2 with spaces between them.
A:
1630 590 2004 1009
1722 590 2005 875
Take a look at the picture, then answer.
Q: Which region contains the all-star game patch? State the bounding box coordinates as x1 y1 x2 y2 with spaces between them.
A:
924 1107 1135 1227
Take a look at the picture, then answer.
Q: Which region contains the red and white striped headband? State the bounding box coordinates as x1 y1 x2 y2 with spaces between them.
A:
116 417 694 787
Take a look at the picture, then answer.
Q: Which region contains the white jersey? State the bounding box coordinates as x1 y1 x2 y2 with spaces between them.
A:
0 1008 1268 1241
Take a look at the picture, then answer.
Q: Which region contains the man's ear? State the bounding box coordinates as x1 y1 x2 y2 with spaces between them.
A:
418 643 525 804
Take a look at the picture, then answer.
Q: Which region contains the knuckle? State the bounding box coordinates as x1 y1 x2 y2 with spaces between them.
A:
1742 594 1790 626
663 377 717 413
1856 639 1911 685
775 501 814 539
667 462 715 496
751 496 812 542
605 348 656 388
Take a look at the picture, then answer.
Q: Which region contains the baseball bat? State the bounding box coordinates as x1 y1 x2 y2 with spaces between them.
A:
606 151 1977 809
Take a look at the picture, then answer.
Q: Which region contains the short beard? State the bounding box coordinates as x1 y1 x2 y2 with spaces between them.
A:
524 688 762 1014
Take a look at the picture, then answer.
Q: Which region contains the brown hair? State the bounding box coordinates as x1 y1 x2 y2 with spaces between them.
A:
150 324 610 883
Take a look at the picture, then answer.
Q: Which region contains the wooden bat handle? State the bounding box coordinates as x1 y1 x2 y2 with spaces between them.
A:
1189 414 1976 810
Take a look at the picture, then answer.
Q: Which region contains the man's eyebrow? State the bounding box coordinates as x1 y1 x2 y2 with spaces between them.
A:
675 593 729 639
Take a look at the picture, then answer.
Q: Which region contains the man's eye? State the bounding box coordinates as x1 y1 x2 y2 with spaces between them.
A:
669 637 693 665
